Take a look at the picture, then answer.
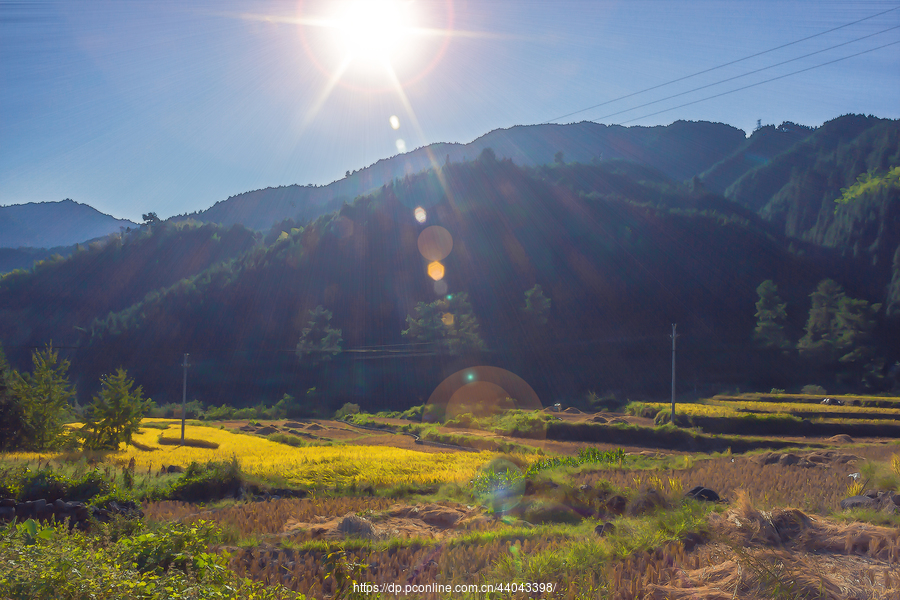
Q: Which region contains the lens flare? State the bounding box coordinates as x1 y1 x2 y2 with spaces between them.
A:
441 312 454 326
424 367 544 423
390 115 400 129
396 139 407 152
414 207 426 223
417 225 453 261
433 280 448 295
427 261 445 280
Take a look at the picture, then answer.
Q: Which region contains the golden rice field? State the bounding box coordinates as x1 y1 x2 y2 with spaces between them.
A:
642 403 741 418
714 393 900 404
7 419 497 489
642 400 900 418
708 399 900 416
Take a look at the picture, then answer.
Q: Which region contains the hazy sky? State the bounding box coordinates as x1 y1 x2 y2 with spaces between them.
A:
2 0 898 222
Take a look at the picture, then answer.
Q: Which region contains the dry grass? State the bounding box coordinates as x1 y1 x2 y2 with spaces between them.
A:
573 454 857 513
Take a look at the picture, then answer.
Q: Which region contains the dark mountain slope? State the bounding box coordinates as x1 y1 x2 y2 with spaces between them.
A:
699 122 814 193
0 199 136 248
72 159 871 407
725 114 900 311
185 120 747 232
0 245 77 274
0 222 258 354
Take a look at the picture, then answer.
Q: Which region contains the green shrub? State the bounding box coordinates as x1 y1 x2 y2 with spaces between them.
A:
334 402 361 420
625 402 657 418
167 458 243 502
0 517 304 599
399 405 425 420
267 432 306 447
157 434 219 449
69 469 112 502
801 384 827 395
202 404 236 420
18 469 71 502
89 487 138 510
445 412 479 428
492 410 552 438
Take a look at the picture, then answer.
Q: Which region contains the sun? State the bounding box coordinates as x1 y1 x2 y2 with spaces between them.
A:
330 0 416 67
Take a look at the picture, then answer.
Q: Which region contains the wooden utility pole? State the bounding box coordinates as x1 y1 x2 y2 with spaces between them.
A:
181 353 190 442
670 324 678 425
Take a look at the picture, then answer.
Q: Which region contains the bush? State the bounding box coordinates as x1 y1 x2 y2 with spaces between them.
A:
203 404 236 420
267 432 306 447
167 458 243 502
444 412 479 428
18 469 71 502
399 404 425 420
69 469 112 502
493 410 552 438
586 390 625 411
0 517 304 599
625 402 658 418
334 402 361 420
157 434 219 449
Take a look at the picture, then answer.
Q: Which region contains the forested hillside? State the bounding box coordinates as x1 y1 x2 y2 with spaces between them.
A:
1 155 889 410
0 222 257 359
2 116 898 414
725 114 900 313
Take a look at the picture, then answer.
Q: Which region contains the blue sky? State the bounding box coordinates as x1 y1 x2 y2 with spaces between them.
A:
2 0 898 222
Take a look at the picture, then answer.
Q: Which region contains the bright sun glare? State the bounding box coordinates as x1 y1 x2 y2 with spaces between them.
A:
331 0 415 65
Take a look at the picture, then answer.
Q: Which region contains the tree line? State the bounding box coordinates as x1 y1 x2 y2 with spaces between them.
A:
0 344 148 452
754 279 882 386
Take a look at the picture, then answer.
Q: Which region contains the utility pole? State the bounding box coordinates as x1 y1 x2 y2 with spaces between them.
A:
670 324 678 425
181 353 190 443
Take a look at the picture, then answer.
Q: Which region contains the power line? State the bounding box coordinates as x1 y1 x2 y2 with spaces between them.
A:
588 24 900 124
617 39 900 126
546 4 900 123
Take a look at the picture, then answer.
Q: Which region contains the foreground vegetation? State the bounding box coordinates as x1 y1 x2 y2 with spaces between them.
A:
4 408 900 598
0 517 304 599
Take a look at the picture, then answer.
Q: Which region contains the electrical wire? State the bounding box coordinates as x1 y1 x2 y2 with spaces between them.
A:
617 39 900 125
546 4 900 123
588 24 900 124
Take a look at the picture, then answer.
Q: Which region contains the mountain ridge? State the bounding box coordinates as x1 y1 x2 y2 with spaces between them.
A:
0 198 137 249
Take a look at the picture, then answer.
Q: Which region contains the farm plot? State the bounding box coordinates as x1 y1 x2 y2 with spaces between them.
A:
6 420 498 490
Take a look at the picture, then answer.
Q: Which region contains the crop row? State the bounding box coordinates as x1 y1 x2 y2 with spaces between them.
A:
642 401 900 420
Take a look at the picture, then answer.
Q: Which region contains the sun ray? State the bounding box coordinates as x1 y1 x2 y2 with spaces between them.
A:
300 55 353 130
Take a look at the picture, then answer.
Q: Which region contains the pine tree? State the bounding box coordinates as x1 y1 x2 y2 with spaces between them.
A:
798 279 844 361
81 368 149 450
753 280 790 350
0 342 28 451
296 305 343 363
8 344 76 451
798 279 880 367
523 284 551 327
402 292 486 355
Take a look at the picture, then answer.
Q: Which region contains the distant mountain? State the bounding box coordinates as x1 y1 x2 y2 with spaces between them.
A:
0 199 137 249
184 120 748 231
